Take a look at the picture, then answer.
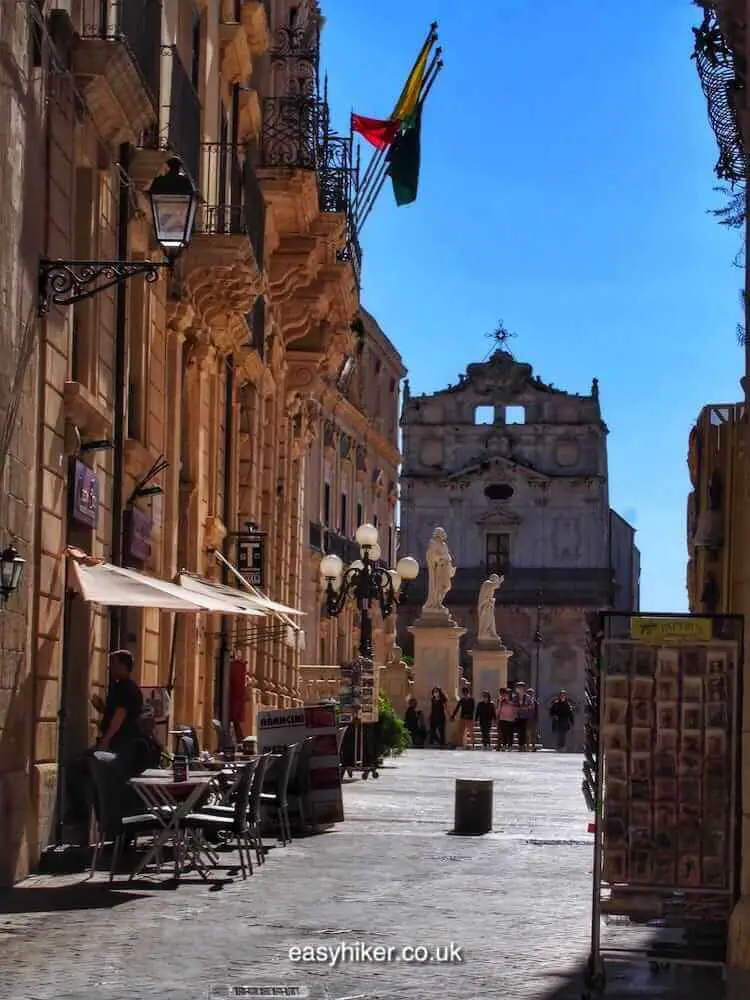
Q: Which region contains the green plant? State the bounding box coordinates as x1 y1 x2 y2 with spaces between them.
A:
376 692 411 757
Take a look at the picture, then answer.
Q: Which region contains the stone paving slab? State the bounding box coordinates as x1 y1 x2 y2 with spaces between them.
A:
0 751 727 999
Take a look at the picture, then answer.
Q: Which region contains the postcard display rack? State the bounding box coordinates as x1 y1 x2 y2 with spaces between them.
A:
339 657 380 780
581 612 742 999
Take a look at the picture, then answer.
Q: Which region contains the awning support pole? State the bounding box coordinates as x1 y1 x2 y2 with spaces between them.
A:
167 613 179 694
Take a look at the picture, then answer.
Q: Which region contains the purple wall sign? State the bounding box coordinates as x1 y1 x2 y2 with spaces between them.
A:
125 507 152 563
70 460 99 528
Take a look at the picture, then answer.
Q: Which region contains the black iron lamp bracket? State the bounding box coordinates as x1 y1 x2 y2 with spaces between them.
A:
324 559 404 620
38 258 171 316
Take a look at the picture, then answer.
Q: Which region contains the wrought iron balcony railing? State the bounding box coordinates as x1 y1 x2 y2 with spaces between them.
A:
256 94 361 282
140 46 201 185
197 142 265 264
692 3 748 182
79 0 162 105
257 95 318 170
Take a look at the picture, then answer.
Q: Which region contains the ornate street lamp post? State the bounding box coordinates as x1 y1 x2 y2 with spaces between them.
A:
38 157 199 315
0 544 25 604
533 589 543 694
319 522 419 658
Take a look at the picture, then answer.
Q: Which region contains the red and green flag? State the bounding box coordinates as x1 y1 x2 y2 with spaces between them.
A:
351 26 439 207
388 103 423 207
351 114 400 151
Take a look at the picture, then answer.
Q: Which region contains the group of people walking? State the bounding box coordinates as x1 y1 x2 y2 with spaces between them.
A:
404 683 576 752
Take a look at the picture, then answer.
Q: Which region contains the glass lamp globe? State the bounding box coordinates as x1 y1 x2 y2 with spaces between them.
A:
396 556 419 581
320 553 344 579
349 559 364 571
148 157 199 260
388 569 402 593
355 522 379 548
0 544 25 598
368 542 382 562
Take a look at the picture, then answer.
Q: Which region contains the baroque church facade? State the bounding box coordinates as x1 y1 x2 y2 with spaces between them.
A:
397 349 640 748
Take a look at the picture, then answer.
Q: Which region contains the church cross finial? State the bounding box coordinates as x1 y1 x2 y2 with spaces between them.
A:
486 319 517 350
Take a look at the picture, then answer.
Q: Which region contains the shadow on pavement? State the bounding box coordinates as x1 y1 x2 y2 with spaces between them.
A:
0 883 144 913
534 959 725 999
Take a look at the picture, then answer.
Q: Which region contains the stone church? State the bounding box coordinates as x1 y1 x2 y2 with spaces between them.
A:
397 348 640 748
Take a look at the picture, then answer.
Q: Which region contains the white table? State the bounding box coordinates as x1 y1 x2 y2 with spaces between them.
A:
128 772 217 879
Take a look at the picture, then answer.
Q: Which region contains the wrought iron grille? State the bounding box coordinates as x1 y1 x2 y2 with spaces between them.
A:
692 3 748 182
140 46 201 185
198 142 244 236
79 0 162 105
257 95 318 169
196 142 266 266
261 7 361 280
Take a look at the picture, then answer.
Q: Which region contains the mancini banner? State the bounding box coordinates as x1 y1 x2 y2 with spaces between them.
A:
257 704 344 826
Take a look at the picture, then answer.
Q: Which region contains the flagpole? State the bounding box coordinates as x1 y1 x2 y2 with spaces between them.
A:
357 60 444 234
390 21 438 117
355 58 443 230
353 23 438 215
354 47 442 221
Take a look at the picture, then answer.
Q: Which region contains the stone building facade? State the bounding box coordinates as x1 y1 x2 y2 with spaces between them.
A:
397 349 639 748
692 4 750 984
301 307 405 668
0 0 360 885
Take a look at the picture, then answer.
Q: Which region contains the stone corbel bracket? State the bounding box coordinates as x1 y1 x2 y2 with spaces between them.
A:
183 239 264 329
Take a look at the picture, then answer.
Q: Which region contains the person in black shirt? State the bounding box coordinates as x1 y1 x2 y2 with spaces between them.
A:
404 698 427 748
64 649 144 838
91 649 143 753
428 687 448 746
474 691 496 750
450 686 476 749
549 689 576 751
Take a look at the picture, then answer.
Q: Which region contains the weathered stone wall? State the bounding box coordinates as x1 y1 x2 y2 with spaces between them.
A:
0 2 43 886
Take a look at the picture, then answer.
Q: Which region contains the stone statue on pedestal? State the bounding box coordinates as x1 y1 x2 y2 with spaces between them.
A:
477 574 504 642
423 527 456 614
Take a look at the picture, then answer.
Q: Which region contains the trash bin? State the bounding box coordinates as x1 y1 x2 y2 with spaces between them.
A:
454 778 493 835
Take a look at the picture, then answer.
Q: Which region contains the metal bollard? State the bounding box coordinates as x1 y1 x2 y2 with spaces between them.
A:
454 778 493 835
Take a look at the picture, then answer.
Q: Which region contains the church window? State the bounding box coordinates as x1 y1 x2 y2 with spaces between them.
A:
475 406 495 425
486 532 510 573
323 482 331 525
505 406 525 424
484 483 514 501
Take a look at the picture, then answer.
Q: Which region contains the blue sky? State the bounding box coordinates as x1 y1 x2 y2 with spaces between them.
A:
321 0 743 612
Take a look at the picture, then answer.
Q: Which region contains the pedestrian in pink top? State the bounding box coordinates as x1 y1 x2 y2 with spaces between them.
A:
496 688 516 751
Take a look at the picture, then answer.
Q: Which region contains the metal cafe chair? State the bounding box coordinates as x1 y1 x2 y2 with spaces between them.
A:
183 760 257 879
260 742 301 846
88 752 164 882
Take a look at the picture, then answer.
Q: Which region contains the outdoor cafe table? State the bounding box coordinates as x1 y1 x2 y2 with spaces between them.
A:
128 770 218 879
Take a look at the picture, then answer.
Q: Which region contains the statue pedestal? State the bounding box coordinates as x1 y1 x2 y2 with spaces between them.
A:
470 641 513 698
409 610 466 744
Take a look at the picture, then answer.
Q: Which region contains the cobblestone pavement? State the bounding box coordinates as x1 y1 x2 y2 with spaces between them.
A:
0 750 726 1000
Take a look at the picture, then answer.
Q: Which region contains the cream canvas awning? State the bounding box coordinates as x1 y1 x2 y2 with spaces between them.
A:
178 571 306 617
69 558 265 616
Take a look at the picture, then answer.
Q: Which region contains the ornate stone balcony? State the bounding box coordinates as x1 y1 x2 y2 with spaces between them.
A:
72 0 161 146
254 95 360 369
133 45 201 188
180 142 266 338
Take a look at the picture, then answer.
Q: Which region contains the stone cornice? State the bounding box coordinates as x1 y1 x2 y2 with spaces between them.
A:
318 390 401 468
